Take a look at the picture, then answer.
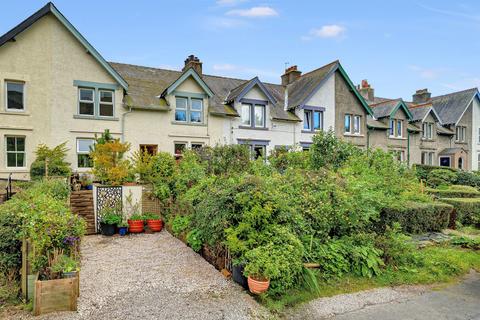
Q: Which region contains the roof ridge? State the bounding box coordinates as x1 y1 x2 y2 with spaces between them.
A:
432 87 478 100
369 98 401 107
409 102 432 109
296 60 339 79
109 61 283 86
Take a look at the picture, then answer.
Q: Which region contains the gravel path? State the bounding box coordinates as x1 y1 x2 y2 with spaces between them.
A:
8 232 271 320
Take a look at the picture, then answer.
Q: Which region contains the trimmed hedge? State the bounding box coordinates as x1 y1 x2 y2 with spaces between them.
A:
414 164 457 181
379 201 453 234
441 198 480 227
426 185 480 199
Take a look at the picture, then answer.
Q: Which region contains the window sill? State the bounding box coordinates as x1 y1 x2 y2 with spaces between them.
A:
74 115 119 121
421 138 435 142
5 167 28 171
171 121 207 127
455 141 468 145
344 133 364 137
0 111 30 116
388 136 407 140
239 126 268 131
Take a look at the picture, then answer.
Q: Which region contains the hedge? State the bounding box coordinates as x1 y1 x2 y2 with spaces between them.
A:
426 185 480 199
441 198 480 227
379 201 453 234
414 164 457 181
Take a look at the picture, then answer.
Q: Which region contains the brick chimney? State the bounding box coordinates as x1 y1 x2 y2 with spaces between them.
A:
281 65 302 86
412 89 431 104
357 79 374 102
183 55 202 75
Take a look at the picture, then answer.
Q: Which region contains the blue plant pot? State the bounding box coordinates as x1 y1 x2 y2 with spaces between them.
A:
118 226 128 236
86 185 93 190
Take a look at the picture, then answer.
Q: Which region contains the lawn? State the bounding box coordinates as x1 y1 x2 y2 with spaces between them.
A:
261 244 480 313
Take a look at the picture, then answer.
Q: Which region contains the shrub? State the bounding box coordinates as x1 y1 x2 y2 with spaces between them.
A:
310 130 360 170
413 164 457 181
30 142 71 180
379 201 452 234
374 223 418 267
456 171 480 188
90 130 131 185
427 169 457 187
441 198 480 227
268 148 310 172
0 201 22 276
173 151 206 197
427 185 480 199
186 229 203 252
171 215 191 236
195 144 251 176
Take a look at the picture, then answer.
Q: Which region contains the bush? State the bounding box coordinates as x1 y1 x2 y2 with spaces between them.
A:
379 201 452 234
427 169 457 187
427 185 480 199
310 130 360 170
414 164 457 181
30 142 71 180
195 144 251 176
268 148 310 172
441 198 480 227
171 215 191 236
456 171 480 188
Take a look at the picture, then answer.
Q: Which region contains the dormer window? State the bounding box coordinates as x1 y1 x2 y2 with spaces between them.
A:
304 110 323 132
389 119 403 138
422 122 434 140
175 96 203 124
240 103 265 128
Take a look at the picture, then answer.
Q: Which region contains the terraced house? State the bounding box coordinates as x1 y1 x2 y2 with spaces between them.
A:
0 2 479 180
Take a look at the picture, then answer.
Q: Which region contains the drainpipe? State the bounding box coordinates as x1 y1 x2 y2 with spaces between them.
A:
407 131 410 166
121 106 133 143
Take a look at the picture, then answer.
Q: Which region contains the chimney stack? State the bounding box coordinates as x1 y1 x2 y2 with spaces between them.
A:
357 80 375 102
183 55 202 75
281 65 302 86
412 89 431 104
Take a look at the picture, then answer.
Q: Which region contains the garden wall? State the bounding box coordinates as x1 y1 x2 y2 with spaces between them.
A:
142 185 162 215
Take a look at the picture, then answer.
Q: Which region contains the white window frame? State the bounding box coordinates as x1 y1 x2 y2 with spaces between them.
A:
174 96 204 124
76 138 95 168
78 88 95 116
190 98 204 123
5 136 26 169
304 110 324 132
5 81 26 112
98 90 115 118
254 104 266 128
389 119 403 138
422 122 433 140
421 151 434 165
456 126 466 142
353 115 361 134
344 114 352 134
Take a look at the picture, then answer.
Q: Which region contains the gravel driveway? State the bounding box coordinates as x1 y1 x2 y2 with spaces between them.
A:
10 232 270 320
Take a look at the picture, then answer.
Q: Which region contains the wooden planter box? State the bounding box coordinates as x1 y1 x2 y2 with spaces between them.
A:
33 273 80 316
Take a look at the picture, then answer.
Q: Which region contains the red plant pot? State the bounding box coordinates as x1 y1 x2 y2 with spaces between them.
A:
146 219 163 232
247 276 270 295
127 220 144 233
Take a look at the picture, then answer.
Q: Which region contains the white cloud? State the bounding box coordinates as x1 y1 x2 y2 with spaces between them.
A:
310 25 346 38
216 0 247 6
204 17 247 29
408 65 442 80
226 6 278 18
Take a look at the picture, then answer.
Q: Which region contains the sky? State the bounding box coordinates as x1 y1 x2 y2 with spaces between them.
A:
1 0 479 100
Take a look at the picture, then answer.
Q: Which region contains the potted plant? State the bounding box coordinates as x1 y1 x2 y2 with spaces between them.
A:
79 174 93 190
232 260 249 290
50 255 79 278
144 212 163 232
244 248 276 295
117 221 129 236
99 207 121 236
127 214 144 233
123 172 137 186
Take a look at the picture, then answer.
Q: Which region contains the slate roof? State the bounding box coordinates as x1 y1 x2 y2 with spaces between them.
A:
439 147 465 155
407 123 422 132
286 60 339 109
431 88 479 125
369 99 402 119
436 123 455 135
366 116 389 129
408 104 432 122
110 62 300 121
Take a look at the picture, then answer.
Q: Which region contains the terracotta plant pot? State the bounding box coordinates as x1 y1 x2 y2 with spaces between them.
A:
127 219 144 233
146 219 163 232
124 182 137 186
247 276 270 294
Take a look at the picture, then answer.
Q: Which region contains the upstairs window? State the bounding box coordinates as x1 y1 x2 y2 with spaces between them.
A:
422 122 434 140
6 136 25 168
99 90 114 117
77 138 94 168
456 126 466 142
6 81 25 111
344 114 361 135
389 119 403 138
78 88 95 116
304 110 323 132
175 97 203 124
240 103 265 128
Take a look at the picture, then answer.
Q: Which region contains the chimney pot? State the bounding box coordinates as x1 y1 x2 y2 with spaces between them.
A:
412 88 431 104
281 65 302 86
358 79 374 102
183 54 203 75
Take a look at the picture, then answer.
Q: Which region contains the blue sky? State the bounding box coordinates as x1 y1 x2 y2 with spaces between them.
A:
1 1 479 100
